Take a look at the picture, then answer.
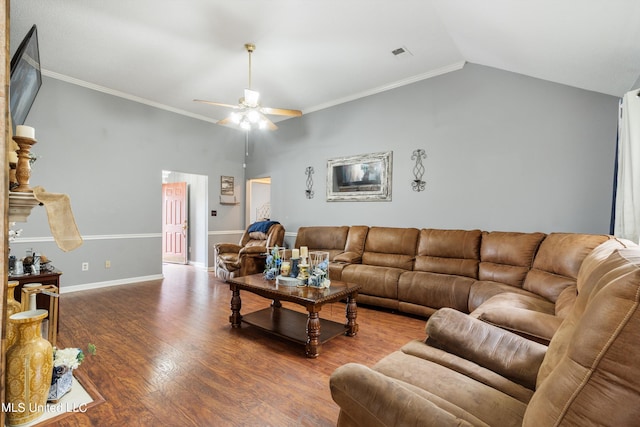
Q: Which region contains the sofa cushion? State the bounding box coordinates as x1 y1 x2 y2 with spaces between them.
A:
522 233 610 303
525 247 640 426
400 340 534 403
343 225 369 258
479 231 546 287
373 351 527 427
330 362 487 427
341 265 404 301
426 308 547 390
468 280 545 312
414 229 481 278
294 225 350 260
398 271 474 313
553 285 577 318
361 226 419 270
470 293 559 344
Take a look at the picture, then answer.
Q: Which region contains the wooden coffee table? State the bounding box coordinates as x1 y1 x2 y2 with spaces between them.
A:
226 274 361 358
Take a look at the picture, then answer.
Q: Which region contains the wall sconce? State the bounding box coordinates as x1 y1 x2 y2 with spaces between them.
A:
305 166 315 199
411 149 427 192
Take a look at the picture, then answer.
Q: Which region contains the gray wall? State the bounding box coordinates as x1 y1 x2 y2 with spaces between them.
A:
631 74 640 91
10 76 246 288
248 64 619 234
11 63 620 289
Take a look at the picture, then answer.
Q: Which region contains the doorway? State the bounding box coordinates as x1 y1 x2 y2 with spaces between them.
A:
246 177 271 226
162 170 209 269
162 181 188 264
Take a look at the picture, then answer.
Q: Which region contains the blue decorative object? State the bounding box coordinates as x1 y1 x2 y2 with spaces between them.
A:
290 258 300 278
308 252 330 288
263 246 283 280
48 368 73 402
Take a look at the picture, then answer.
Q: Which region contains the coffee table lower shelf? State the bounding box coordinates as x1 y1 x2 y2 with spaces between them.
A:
242 307 348 345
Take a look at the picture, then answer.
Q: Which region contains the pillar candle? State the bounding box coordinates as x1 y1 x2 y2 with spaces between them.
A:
8 149 18 163
16 125 35 139
300 246 308 258
292 248 300 259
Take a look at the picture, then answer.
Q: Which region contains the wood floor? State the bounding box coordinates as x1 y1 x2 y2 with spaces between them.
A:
52 264 427 426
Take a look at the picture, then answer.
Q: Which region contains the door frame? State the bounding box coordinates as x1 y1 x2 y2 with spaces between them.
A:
246 177 271 226
162 170 209 269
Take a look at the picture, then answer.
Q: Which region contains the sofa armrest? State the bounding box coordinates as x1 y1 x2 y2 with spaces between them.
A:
474 307 563 345
330 363 479 427
238 245 268 256
214 243 242 254
426 308 547 390
333 251 362 264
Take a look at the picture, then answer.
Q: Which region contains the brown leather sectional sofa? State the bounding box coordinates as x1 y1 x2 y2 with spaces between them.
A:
328 237 640 426
295 225 610 344
296 226 640 425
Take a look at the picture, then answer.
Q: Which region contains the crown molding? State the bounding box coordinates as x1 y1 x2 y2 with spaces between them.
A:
302 61 466 114
41 69 218 124
42 62 466 123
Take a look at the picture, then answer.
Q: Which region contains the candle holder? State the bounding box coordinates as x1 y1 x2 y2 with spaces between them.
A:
9 162 17 190
290 257 300 278
13 135 37 192
297 263 309 285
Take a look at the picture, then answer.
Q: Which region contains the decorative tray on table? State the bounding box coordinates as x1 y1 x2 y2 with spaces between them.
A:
276 275 301 287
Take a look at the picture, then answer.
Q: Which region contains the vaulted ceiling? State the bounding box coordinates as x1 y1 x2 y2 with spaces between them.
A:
10 0 640 124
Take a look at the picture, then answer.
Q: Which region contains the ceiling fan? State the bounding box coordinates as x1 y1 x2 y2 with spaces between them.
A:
194 43 302 131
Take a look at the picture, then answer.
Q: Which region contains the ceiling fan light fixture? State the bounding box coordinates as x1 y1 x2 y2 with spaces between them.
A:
230 111 241 124
247 109 261 123
239 119 251 131
244 89 260 107
195 43 302 132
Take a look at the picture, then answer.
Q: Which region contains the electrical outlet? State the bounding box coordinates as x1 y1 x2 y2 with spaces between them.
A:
105 260 111 269
82 262 89 271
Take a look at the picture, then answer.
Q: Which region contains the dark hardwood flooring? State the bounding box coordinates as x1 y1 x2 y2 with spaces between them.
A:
51 264 427 426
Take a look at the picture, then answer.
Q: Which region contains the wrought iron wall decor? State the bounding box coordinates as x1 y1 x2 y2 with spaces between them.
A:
411 149 427 192
305 166 315 199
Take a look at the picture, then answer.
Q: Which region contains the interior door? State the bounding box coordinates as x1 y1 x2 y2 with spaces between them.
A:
162 182 188 264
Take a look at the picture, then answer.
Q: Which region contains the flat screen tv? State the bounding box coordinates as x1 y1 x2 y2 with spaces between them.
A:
10 24 42 132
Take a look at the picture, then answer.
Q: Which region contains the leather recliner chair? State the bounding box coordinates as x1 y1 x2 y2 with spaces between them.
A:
214 221 285 280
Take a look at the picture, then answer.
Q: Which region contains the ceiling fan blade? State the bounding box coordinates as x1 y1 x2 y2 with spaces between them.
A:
194 99 240 109
261 106 303 117
261 115 278 130
217 117 234 126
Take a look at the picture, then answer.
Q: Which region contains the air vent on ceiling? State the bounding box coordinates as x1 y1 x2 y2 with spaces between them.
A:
391 46 413 57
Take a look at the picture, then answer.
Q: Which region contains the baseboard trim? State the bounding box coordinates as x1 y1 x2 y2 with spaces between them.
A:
59 274 165 294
